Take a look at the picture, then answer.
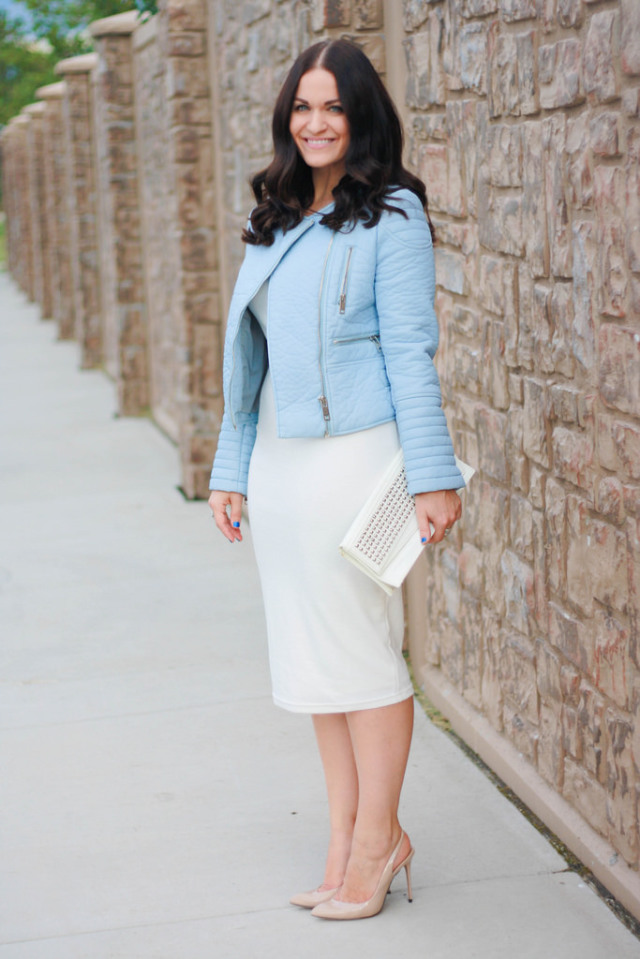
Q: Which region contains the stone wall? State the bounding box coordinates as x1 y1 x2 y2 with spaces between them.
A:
1 0 640 919
398 0 640 912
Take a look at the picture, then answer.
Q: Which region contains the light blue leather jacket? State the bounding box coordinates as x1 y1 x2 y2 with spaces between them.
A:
210 188 464 496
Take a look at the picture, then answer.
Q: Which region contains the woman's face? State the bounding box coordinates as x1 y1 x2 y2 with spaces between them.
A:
289 68 350 184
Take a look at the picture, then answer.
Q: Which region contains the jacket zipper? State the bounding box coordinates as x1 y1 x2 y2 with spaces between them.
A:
317 234 336 435
338 246 354 314
228 219 315 429
333 333 382 351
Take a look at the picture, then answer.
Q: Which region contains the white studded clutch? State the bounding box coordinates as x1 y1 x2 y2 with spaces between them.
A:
339 451 475 594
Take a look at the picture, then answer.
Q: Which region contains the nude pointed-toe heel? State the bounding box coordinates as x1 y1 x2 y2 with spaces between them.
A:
311 832 412 920
289 885 340 909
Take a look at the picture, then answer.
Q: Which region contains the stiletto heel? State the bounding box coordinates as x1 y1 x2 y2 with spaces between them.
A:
404 856 413 902
311 832 413 920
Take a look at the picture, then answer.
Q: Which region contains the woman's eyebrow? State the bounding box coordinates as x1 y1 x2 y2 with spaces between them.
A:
293 97 342 105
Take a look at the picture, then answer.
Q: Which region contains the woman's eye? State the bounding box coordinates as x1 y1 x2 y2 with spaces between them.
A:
294 103 309 112
329 105 343 113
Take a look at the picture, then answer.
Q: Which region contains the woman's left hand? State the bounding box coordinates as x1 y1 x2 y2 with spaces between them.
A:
414 489 462 545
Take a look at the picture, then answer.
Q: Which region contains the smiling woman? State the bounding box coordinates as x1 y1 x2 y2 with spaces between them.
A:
209 38 464 922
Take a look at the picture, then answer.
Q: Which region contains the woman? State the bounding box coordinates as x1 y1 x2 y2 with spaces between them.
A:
209 39 463 921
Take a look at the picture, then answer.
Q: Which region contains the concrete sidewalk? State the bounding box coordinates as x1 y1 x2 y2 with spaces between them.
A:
0 269 638 959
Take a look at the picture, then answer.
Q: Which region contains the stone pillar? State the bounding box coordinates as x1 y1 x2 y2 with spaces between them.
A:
9 114 36 299
55 53 102 368
23 101 53 318
91 11 149 416
37 81 75 339
160 0 222 498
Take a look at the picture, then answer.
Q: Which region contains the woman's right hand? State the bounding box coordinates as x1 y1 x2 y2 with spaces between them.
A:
209 489 244 543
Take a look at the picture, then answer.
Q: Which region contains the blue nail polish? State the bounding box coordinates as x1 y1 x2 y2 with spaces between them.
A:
233 521 240 528
421 537 427 544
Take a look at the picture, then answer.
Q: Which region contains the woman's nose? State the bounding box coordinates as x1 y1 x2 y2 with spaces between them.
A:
305 109 327 133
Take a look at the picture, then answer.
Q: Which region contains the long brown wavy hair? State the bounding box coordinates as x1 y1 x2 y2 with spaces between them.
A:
243 39 434 246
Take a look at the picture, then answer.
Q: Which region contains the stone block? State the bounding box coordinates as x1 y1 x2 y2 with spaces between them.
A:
538 700 564 788
506 408 529 493
550 384 579 424
435 248 466 295
488 26 538 117
521 122 548 278
353 0 382 30
446 100 476 217
501 634 538 722
605 712 638 863
563 758 609 836
487 123 522 188
501 550 536 636
539 39 584 109
599 324 640 414
563 705 582 760
167 0 207 31
403 0 436 32
476 406 508 482
500 0 536 20
460 0 498 15
459 543 484 598
488 320 509 410
523 378 550 468
583 10 620 104
621 0 640 76
557 0 584 28
593 609 630 709
165 56 209 99
594 165 628 317
482 611 505 731
478 187 524 256
404 15 445 109
543 114 572 279
599 417 640 481
537 640 562 703
167 32 206 57
180 227 217 271
578 681 607 783
419 142 447 213
552 425 594 491
566 497 595 614
589 112 620 157
626 129 640 274
458 21 488 96
503 701 538 761
622 86 640 118
566 115 593 211
571 220 597 371
510 494 534 561
592 519 629 613
562 665 582 706
461 595 484 709
596 476 625 525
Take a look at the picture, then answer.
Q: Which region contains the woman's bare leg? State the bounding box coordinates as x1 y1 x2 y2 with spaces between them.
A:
312 713 359 889
336 696 414 902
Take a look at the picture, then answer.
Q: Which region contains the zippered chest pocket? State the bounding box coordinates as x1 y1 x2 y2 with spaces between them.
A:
338 246 354 314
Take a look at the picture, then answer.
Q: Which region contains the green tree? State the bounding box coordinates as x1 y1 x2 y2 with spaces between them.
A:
20 1 158 59
0 10 57 127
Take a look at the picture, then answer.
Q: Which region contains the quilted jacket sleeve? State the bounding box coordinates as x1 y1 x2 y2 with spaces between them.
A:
209 407 257 496
375 190 464 495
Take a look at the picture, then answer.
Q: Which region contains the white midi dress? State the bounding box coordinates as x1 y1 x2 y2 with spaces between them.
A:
246 281 413 714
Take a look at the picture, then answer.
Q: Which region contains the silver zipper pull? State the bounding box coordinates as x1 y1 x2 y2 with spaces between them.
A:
318 395 331 421
339 293 346 312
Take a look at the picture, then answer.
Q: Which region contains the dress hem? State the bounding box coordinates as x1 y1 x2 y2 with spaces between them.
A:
272 685 414 715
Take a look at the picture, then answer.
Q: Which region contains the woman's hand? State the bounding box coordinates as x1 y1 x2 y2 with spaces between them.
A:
414 489 462 545
209 489 244 543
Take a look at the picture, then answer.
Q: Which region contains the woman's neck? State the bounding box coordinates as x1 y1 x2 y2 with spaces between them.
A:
311 167 343 211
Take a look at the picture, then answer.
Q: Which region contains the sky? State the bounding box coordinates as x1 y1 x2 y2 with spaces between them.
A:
0 1 33 27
